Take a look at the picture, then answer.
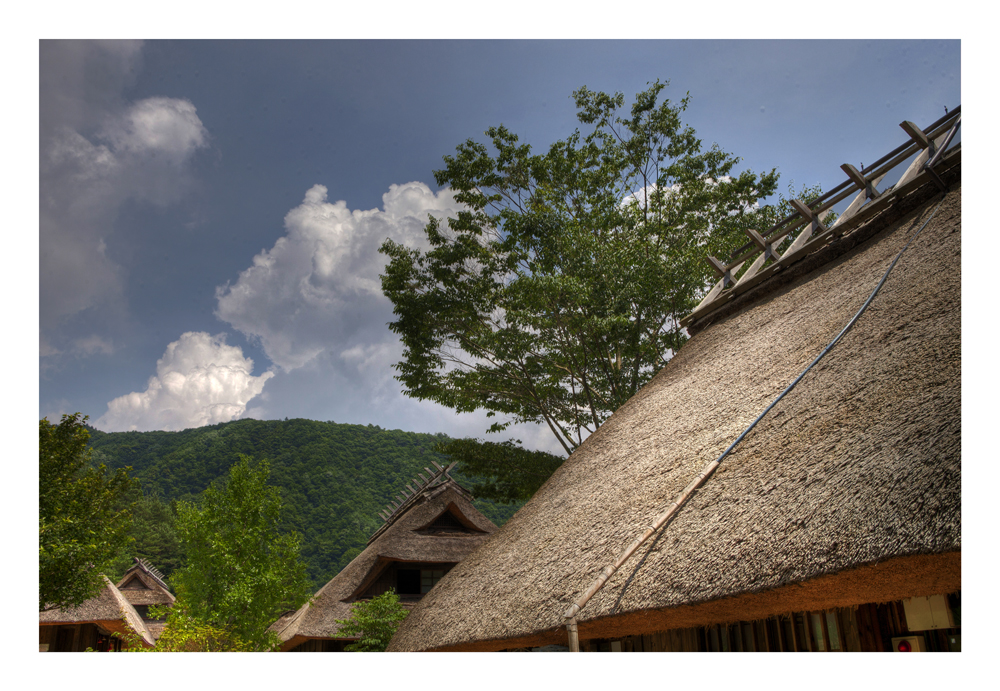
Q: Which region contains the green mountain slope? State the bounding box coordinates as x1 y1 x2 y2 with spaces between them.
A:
86 418 521 587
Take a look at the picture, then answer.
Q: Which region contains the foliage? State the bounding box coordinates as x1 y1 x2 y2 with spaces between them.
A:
170 455 312 650
379 80 780 466
86 418 523 585
126 492 183 577
436 438 564 503
39 413 134 612
335 589 409 651
118 602 254 652
104 488 183 583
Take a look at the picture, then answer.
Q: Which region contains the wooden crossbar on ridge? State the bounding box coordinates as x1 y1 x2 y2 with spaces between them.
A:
134 556 169 588
372 460 459 530
680 106 962 328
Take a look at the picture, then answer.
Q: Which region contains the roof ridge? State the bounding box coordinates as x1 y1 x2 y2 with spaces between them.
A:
131 557 169 591
683 106 962 329
368 461 461 544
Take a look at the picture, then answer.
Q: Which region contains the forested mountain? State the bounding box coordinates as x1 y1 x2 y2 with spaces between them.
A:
86 418 521 588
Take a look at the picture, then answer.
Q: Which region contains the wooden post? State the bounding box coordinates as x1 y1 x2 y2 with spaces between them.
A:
567 618 580 652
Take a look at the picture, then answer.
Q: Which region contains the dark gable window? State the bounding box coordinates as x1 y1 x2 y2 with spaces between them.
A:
420 569 445 594
397 569 421 595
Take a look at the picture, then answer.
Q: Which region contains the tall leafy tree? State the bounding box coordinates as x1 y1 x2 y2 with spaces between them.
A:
105 489 184 582
171 455 311 650
380 81 780 495
39 413 135 611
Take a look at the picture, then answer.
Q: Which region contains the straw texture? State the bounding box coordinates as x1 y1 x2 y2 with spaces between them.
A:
271 478 496 650
39 575 156 647
116 558 175 607
388 177 961 651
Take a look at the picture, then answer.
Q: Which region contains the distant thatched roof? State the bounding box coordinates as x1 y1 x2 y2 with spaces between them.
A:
116 557 175 607
388 167 961 651
40 575 155 647
271 474 496 651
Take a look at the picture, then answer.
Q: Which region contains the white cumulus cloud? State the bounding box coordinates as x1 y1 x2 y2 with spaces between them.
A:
102 96 208 163
212 182 562 447
215 182 461 372
96 332 273 432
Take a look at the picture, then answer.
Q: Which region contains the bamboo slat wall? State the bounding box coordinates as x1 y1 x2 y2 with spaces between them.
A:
588 600 959 652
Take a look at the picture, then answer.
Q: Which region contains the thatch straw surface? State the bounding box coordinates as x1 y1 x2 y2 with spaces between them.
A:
271 479 496 650
39 575 155 647
116 559 175 607
388 178 961 652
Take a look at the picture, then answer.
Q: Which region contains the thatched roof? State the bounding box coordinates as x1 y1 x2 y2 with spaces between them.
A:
116 557 175 607
271 474 497 651
388 166 961 651
39 575 156 647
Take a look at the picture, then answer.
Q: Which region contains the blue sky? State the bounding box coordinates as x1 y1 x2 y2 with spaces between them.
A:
37 38 962 451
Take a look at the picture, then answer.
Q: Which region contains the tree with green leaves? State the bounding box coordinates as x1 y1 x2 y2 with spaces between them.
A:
104 489 184 583
436 438 565 504
335 589 409 651
380 80 780 498
170 454 312 650
39 413 134 612
112 600 253 652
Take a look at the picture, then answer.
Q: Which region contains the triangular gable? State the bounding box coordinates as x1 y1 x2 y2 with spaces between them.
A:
269 479 498 650
115 558 175 608
368 462 469 544
414 502 488 534
116 558 170 595
119 573 151 590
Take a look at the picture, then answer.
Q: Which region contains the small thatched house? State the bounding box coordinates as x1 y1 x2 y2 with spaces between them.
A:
388 110 961 652
39 575 155 651
116 557 175 640
271 462 497 651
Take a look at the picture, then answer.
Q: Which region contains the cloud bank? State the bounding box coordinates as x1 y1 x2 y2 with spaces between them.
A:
96 332 273 432
212 182 565 452
216 181 461 372
39 41 209 355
